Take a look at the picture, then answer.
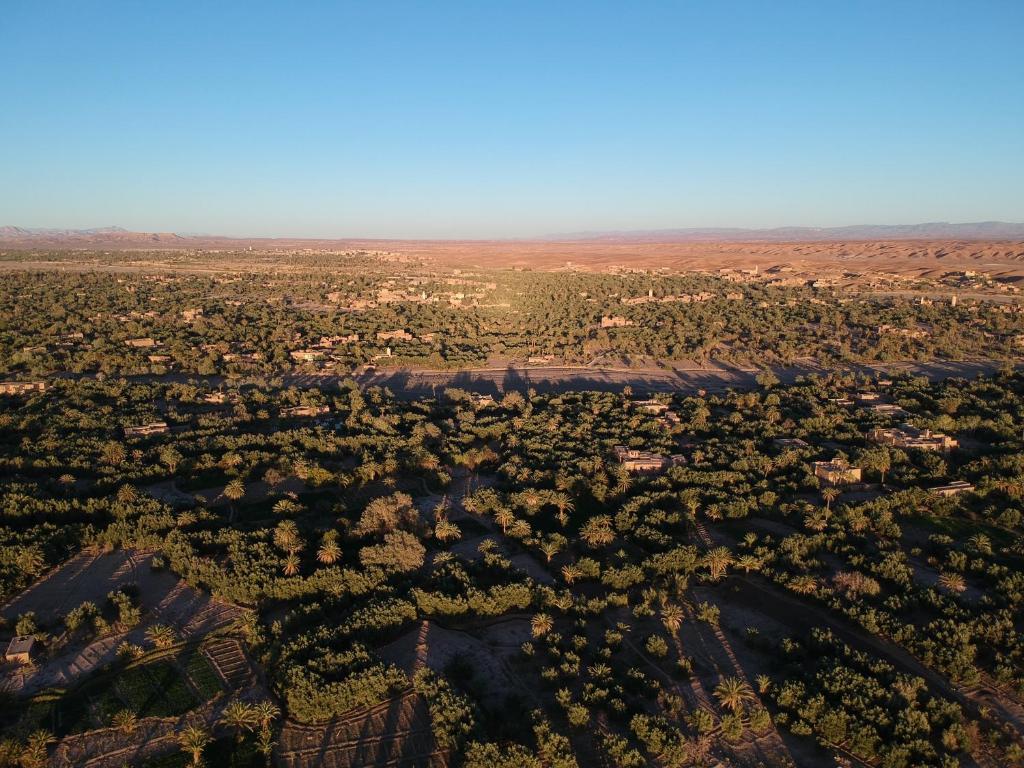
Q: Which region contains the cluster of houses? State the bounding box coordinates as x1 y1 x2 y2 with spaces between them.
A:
324 278 494 311
621 289 716 305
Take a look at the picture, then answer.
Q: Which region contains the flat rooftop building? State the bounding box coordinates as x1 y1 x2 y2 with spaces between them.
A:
124 421 169 438
0 381 46 396
281 404 330 418
773 438 809 449
929 480 975 497
869 424 958 452
613 445 685 473
813 456 862 486
5 635 35 664
867 403 909 418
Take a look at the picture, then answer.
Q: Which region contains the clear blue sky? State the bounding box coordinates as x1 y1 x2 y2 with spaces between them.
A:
2 1 1022 238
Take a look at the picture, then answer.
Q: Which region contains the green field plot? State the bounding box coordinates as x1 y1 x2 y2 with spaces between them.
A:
16 648 225 738
184 646 225 700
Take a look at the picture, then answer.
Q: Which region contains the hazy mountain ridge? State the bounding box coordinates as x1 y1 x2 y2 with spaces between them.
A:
3 221 1024 248
547 221 1024 242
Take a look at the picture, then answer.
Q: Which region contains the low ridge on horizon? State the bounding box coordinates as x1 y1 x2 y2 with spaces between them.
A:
3 220 1024 246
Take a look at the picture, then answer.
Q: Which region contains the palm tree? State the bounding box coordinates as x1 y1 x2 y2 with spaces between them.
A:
19 730 54 768
223 478 245 505
703 547 734 581
256 728 276 767
539 538 563 563
736 555 761 574
938 572 967 594
272 498 302 516
434 520 462 543
221 699 258 743
273 520 303 555
714 676 755 714
561 564 583 585
494 507 516 534
969 533 992 556
661 604 684 634
580 516 615 548
112 709 138 734
178 724 211 767
821 486 840 511
868 448 892 485
283 553 301 577
755 674 772 695
788 575 819 595
317 532 342 564
550 492 574 520
146 623 177 649
253 700 281 732
804 508 830 532
531 612 554 638
611 467 632 496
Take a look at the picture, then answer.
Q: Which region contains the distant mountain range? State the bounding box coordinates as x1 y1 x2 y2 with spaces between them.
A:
545 221 1024 242
2 221 1024 248
0 225 186 246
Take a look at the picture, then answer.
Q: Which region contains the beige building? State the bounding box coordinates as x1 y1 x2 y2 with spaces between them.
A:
0 381 46 396
813 457 862 486
281 404 330 418
319 334 360 346
869 424 958 452
600 315 634 329
633 399 670 414
613 445 685 473
5 635 36 664
929 480 975 497
124 421 170 438
376 329 414 342
125 337 159 348
290 349 324 363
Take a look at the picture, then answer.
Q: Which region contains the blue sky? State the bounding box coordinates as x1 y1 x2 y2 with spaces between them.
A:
2 1 1022 238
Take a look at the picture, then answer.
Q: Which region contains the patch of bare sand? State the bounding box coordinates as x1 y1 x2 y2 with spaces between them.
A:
378 619 530 707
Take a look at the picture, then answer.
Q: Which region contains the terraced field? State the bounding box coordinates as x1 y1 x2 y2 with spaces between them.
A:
276 690 446 768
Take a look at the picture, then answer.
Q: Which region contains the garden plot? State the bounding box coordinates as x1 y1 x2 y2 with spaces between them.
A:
0 548 246 695
276 690 446 768
202 636 254 689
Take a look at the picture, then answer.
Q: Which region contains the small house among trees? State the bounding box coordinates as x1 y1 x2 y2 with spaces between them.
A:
812 456 862 486
0 381 46 395
613 445 685 473
929 480 975 497
124 421 169 438
4 635 35 664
